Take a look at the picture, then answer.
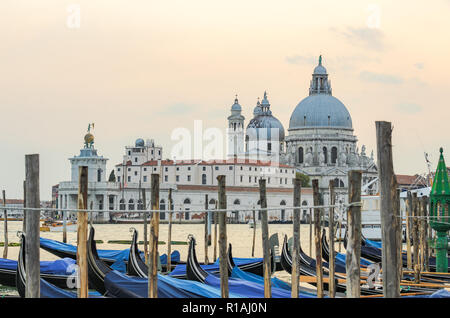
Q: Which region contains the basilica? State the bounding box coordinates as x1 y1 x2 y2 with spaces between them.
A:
227 56 378 200
56 56 378 223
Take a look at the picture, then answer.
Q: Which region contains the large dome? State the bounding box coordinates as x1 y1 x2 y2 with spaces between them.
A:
289 94 353 130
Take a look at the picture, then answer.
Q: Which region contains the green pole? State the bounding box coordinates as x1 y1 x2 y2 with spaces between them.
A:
435 231 448 273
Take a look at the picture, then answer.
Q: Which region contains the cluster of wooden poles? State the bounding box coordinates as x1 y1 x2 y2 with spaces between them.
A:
8 121 435 298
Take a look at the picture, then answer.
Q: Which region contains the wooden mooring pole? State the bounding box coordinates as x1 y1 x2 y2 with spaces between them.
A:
291 176 301 298
309 207 312 257
148 174 160 298
142 187 148 265
213 201 218 262
2 190 8 259
346 170 362 298
422 196 430 272
251 208 256 257
328 180 336 298
23 180 26 233
204 194 209 264
167 188 173 272
312 179 323 298
419 196 427 272
406 191 413 270
62 191 67 243
412 193 420 283
89 201 93 227
76 166 88 298
25 154 40 298
217 175 228 298
259 178 271 298
376 121 401 298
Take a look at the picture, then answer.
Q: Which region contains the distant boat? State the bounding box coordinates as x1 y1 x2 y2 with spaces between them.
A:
0 217 23 221
40 219 77 232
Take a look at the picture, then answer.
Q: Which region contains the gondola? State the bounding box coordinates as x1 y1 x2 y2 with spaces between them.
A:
127 229 211 280
0 257 76 289
87 226 114 295
344 232 450 273
227 243 274 277
40 236 128 266
16 233 102 298
0 259 16 287
321 230 373 268
127 228 151 278
280 235 385 295
10 235 79 291
186 235 313 298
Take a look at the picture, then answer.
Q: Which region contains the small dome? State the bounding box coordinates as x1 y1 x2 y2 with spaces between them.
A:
231 97 242 111
135 138 145 147
253 98 263 116
313 64 327 75
246 115 285 141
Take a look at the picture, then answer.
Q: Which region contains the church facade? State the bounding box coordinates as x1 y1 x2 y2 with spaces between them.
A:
227 56 378 203
56 56 377 223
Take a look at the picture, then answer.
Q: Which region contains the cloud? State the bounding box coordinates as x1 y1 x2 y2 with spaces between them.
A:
285 54 380 72
332 27 385 51
394 102 423 114
414 62 424 70
359 71 403 84
157 102 198 116
285 55 316 65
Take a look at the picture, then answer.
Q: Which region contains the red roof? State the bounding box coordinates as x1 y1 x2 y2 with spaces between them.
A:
395 174 427 186
118 158 294 169
177 184 311 194
0 199 24 205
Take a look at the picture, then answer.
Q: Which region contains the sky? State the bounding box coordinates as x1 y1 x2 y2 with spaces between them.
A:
0 0 449 200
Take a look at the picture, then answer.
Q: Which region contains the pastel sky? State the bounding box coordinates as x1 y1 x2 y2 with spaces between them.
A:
1 0 449 200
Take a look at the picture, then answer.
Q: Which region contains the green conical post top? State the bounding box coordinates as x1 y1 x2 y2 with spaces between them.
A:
431 147 450 198
430 147 450 272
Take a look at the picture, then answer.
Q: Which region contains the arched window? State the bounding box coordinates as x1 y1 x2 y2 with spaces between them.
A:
333 178 345 188
202 174 207 185
302 200 309 222
160 199 166 220
298 147 304 164
119 199 125 210
128 199 135 211
323 147 328 164
280 200 286 221
233 199 240 205
184 198 191 205
331 147 338 164
137 199 144 210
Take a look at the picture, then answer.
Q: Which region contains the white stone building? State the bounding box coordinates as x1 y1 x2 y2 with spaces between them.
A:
226 56 379 205
57 135 307 223
56 56 379 223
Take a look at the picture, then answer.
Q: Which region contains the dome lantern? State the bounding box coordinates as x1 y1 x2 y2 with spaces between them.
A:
310 55 332 95
429 147 450 272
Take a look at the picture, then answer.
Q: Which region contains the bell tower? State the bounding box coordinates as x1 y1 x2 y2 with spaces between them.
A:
227 95 245 158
